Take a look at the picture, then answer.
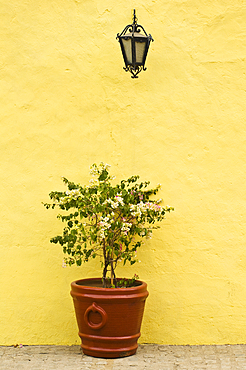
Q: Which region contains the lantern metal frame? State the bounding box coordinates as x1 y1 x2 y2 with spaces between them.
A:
116 10 154 78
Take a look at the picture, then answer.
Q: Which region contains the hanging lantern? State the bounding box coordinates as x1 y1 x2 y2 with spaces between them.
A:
116 9 154 79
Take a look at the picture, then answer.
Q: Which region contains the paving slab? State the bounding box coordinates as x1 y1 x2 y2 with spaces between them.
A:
1 344 246 369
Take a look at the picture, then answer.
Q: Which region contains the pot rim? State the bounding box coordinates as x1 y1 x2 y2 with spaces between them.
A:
71 277 147 292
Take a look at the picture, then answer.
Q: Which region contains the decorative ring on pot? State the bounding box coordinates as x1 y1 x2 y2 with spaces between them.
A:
84 302 108 330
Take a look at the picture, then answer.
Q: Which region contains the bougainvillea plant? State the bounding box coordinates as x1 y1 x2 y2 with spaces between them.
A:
44 163 174 288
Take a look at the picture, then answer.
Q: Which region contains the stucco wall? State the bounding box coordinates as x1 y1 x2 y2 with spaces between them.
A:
1 0 246 345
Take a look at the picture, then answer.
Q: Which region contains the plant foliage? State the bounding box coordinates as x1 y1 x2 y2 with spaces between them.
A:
44 163 174 287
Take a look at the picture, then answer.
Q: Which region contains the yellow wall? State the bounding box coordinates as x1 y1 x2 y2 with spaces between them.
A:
1 0 246 345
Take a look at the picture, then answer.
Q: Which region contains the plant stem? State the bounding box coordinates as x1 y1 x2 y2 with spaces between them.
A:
111 249 114 286
102 240 108 288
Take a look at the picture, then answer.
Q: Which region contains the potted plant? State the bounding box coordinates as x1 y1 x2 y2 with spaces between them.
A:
44 163 173 358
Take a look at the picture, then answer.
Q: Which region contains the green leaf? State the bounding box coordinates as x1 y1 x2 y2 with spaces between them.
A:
99 170 108 181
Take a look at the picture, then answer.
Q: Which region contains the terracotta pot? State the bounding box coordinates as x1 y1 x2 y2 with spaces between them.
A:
70 278 149 358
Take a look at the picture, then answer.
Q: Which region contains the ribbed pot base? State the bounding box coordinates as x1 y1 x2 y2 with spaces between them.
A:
70 278 149 358
79 332 140 358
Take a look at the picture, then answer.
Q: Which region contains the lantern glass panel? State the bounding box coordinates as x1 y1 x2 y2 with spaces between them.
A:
135 39 147 64
122 37 132 64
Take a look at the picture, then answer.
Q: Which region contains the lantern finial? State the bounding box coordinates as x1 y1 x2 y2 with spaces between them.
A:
133 9 137 25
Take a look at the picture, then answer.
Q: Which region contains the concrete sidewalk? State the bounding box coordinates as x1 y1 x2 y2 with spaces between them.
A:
1 344 246 369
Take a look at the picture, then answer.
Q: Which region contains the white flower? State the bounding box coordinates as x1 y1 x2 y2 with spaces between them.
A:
98 162 111 171
103 198 119 209
121 222 132 234
115 195 124 206
99 230 105 239
89 164 99 176
146 230 152 239
89 178 98 187
58 189 81 202
58 197 66 204
130 204 142 218
99 216 111 232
